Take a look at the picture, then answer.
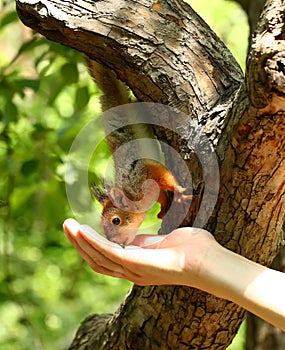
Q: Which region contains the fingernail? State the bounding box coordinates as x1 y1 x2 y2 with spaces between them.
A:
63 218 80 235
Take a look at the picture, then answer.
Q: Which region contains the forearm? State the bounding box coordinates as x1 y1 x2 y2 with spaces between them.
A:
197 244 285 331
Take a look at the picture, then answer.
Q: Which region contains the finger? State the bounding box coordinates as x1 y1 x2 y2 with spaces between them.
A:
63 218 81 237
74 222 182 285
76 231 142 277
63 220 181 285
80 224 178 270
63 219 142 280
63 219 84 253
76 240 123 277
79 232 146 278
63 219 119 254
79 224 133 265
63 219 123 274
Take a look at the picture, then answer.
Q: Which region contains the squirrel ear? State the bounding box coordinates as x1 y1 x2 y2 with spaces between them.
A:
90 184 109 205
109 187 135 211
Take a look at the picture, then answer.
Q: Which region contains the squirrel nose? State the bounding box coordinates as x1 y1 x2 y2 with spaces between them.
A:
109 236 126 247
109 235 134 248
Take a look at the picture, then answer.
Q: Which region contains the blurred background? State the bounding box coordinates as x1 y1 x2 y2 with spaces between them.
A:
0 0 248 349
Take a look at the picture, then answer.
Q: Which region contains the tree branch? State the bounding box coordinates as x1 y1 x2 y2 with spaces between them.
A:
16 0 243 115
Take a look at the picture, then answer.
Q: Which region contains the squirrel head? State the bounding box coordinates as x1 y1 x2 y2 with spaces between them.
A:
91 184 146 247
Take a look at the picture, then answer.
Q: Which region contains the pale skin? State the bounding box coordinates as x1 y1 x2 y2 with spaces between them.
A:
63 218 285 331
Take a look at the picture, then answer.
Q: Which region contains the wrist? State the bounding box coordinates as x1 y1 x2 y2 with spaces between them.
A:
195 242 235 298
178 233 227 292
192 242 251 301
195 243 268 304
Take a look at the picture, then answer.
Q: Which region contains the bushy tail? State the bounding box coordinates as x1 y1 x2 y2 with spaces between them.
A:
85 57 130 111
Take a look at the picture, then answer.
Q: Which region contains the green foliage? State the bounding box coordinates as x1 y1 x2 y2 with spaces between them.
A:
0 3 130 350
228 322 246 350
0 1 248 349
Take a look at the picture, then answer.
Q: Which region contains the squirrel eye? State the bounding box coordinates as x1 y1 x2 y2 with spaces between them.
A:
112 217 121 226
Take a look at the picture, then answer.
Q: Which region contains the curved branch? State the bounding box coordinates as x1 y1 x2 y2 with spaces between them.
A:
16 0 243 115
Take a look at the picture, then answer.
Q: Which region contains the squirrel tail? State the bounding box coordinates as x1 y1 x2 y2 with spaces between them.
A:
85 57 130 111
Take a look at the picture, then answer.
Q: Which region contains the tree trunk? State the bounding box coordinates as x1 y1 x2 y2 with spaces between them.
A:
233 1 285 347
16 0 285 349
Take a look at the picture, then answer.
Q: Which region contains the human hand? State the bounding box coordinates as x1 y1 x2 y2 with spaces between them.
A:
63 218 220 287
63 219 285 330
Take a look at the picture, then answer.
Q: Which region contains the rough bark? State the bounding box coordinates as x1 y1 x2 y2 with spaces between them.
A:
15 0 285 349
233 0 285 347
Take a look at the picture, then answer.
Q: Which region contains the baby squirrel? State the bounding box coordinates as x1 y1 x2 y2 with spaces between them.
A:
86 58 192 247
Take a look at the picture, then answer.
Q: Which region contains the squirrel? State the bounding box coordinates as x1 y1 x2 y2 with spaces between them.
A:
86 58 193 247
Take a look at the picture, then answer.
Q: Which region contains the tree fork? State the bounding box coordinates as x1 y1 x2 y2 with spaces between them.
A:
16 0 285 349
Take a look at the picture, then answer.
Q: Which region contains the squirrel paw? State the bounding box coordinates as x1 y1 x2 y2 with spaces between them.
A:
174 186 193 203
156 190 193 219
157 210 165 219
174 193 194 203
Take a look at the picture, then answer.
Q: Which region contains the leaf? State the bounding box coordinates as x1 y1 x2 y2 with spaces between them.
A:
21 160 38 177
41 181 67 226
0 11 18 30
61 63 79 85
17 37 47 55
0 199 8 208
74 86 89 111
4 101 18 123
13 79 40 93
47 80 65 105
